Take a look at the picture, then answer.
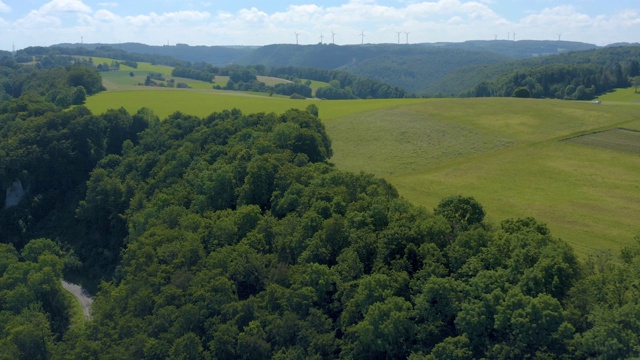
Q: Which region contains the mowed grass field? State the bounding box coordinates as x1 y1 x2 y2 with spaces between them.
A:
85 61 640 257
326 98 640 257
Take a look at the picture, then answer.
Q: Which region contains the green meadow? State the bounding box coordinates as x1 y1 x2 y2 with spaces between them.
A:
597 86 640 103
85 90 427 120
85 61 640 258
326 98 640 257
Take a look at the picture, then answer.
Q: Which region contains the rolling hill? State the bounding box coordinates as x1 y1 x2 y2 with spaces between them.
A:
53 40 599 94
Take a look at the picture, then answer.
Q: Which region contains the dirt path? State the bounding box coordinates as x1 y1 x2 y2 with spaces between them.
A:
61 280 94 319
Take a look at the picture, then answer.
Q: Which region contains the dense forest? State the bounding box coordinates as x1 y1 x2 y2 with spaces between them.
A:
434 45 640 98
2 54 640 359
338 49 507 95
0 55 104 108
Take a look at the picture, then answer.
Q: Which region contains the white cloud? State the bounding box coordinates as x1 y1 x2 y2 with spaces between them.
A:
93 9 118 22
15 10 62 28
0 1 10 13
12 0 91 31
123 10 210 27
237 7 268 23
521 6 591 27
98 2 118 7
40 0 92 14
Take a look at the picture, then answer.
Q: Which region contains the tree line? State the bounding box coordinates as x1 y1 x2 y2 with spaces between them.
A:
0 54 104 109
454 46 640 99
20 45 185 67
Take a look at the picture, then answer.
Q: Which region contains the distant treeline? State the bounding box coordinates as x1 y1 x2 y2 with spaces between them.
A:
450 46 640 99
0 54 104 108
21 45 186 67
268 66 407 99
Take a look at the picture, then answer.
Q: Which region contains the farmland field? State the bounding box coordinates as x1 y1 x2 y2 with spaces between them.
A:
85 63 640 258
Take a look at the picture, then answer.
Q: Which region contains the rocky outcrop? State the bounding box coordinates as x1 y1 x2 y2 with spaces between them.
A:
4 179 25 209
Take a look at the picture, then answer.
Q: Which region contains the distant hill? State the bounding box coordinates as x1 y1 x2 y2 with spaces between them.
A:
52 40 605 95
338 48 508 94
54 42 256 65
420 40 597 59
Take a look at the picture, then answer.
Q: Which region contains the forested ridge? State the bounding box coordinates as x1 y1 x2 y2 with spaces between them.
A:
50 40 601 95
24 41 640 99
437 45 640 98
2 51 640 360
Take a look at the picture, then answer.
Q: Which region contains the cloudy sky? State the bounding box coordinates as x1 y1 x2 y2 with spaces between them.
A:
0 0 638 50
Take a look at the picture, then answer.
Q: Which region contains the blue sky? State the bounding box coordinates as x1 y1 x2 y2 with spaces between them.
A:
0 0 638 50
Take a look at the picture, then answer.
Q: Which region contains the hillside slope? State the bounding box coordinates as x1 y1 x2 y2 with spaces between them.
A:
53 40 598 94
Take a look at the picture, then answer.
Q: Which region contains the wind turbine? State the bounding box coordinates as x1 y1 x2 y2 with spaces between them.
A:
360 30 365 45
331 31 336 44
320 33 324 44
513 32 516 41
397 31 402 44
295 32 300 45
405 32 409 44
557 33 562 41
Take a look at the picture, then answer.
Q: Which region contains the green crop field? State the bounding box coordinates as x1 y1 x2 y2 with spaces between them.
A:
86 61 640 258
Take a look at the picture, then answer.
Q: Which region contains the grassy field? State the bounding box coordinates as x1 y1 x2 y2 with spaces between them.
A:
326 98 640 257
597 86 640 103
565 128 640 154
257 76 290 86
86 59 640 257
85 90 427 120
